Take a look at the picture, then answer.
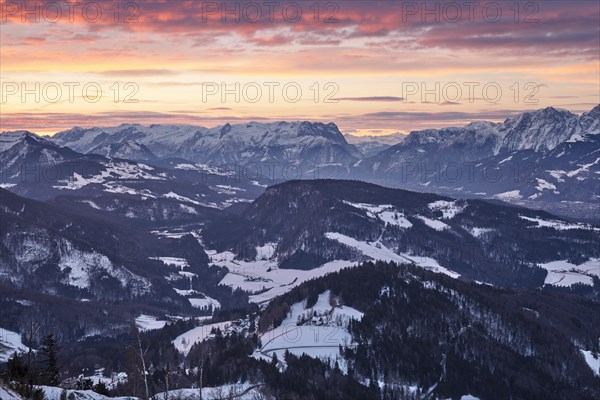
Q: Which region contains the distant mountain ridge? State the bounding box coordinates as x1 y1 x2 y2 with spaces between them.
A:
357 105 600 220
49 121 363 170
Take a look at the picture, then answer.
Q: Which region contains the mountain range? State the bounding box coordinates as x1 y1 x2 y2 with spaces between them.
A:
2 104 593 220
1 105 599 399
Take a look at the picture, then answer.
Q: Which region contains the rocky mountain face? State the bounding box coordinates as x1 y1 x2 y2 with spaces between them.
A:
49 121 363 171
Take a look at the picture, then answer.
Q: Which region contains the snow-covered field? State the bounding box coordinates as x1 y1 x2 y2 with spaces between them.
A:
173 321 236 355
255 291 363 369
428 200 465 219
519 215 598 231
150 257 189 269
136 315 168 332
210 230 460 306
208 247 355 305
188 296 221 310
343 201 412 228
0 327 28 362
53 162 166 191
539 259 600 287
416 215 450 231
495 190 522 200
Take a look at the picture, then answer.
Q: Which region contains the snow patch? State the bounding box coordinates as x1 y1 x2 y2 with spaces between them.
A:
416 215 450 231
519 215 597 231
0 328 28 362
135 315 167 332
427 200 464 219
580 349 600 377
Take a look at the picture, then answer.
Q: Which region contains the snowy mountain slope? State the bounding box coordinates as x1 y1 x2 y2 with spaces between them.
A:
358 104 600 220
362 106 596 174
0 131 81 183
0 188 239 343
0 188 153 299
202 180 600 290
49 121 363 168
89 140 157 161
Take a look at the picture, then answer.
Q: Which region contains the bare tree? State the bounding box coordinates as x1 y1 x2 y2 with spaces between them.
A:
195 343 211 400
129 325 150 400
163 366 170 400
26 320 41 394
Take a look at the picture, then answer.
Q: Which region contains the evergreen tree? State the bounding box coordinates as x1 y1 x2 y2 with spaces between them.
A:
93 382 110 396
39 335 61 386
7 352 27 382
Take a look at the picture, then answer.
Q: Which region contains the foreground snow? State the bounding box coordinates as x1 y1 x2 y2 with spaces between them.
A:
152 384 262 400
41 386 134 400
0 384 22 400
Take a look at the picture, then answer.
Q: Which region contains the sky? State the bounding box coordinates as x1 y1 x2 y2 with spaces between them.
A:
0 0 599 136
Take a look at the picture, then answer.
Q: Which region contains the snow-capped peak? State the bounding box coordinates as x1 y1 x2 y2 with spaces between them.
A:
0 130 46 153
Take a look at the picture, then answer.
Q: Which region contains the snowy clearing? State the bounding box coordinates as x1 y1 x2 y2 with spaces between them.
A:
416 215 450 231
325 232 460 278
135 315 167 332
343 201 412 228
0 328 28 362
540 259 600 287
173 321 235 355
427 200 465 219
256 291 363 370
519 215 597 231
